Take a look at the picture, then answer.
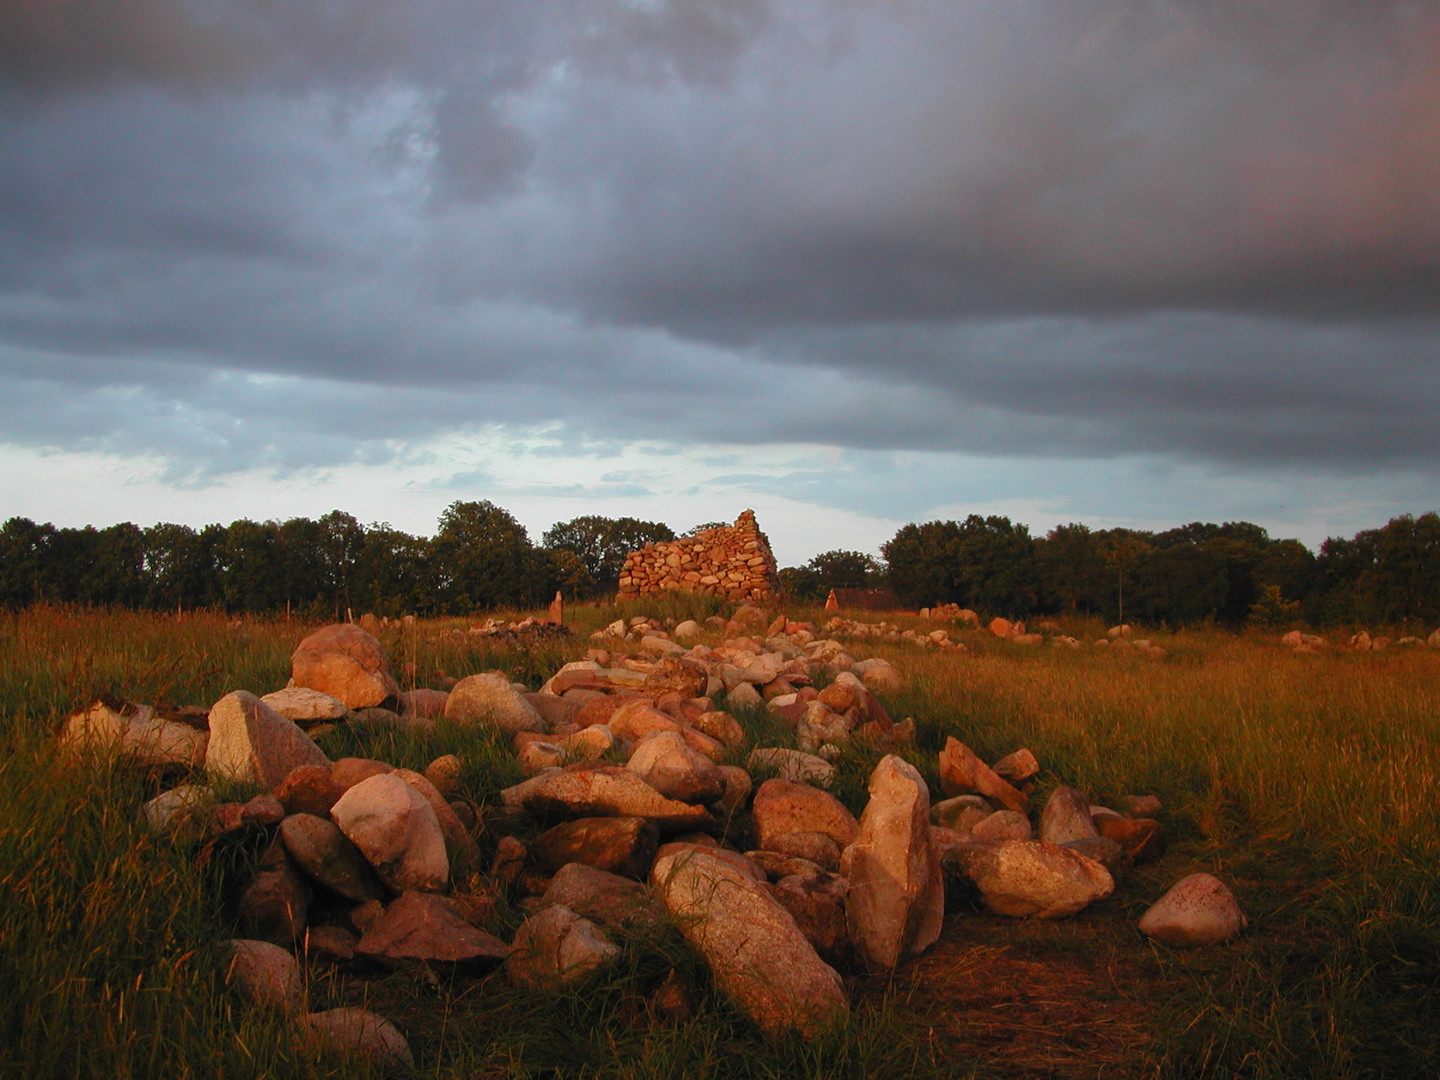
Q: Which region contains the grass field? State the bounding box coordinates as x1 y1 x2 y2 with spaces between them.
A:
1 603 1437 1079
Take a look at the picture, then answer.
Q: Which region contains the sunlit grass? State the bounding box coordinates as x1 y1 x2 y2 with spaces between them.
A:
0 604 1437 1077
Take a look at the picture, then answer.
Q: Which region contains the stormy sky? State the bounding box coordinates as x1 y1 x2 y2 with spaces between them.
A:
3 0 1439 563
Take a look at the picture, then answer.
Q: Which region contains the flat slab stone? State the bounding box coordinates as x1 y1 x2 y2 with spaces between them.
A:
356 891 510 967
500 766 714 830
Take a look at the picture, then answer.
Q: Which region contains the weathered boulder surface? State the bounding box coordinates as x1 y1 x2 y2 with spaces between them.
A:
530 816 659 880
625 730 725 804
301 1008 414 1072
752 778 858 851
505 905 621 991
841 754 943 970
948 839 1113 919
500 766 714 830
1039 785 1101 845
206 691 330 790
937 737 1028 813
651 848 847 1040
330 772 449 893
539 862 667 932
1138 873 1247 948
748 747 836 787
224 938 305 1014
62 699 208 770
356 891 509 967
279 813 386 902
260 688 348 726
444 673 545 733
290 624 400 709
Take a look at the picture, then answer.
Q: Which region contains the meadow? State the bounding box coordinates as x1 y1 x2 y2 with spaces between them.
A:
0 602 1437 1079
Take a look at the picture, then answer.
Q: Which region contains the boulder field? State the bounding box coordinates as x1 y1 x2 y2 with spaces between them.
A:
67 609 1245 1067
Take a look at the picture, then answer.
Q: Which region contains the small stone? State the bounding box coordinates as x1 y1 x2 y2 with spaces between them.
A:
301 1008 414 1073
444 673 545 733
143 784 215 836
948 839 1113 919
1039 785 1101 845
260 687 348 726
931 795 993 834
971 810 1033 841
1138 873 1247 948
272 764 345 818
748 747 836 787
224 939 304 1013
330 773 449 894
991 748 1040 787
937 737 1027 813
505 905 621 991
424 754 464 798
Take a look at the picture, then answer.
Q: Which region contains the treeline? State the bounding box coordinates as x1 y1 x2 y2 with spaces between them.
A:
787 513 1440 630
3 503 1438 629
0 504 674 618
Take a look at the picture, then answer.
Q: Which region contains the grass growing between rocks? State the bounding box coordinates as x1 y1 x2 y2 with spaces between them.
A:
1 604 1438 1078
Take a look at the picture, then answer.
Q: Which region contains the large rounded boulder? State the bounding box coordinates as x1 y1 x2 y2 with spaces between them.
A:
290 624 400 709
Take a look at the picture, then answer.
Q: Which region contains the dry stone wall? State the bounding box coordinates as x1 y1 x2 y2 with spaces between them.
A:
618 510 781 603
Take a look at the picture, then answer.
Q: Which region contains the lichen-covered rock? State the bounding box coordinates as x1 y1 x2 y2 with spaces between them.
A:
651 848 847 1040
752 779 858 850
626 730 725 805
356 891 510 967
539 862 667 932
499 766 714 830
1039 785 1100 845
260 687 348 726
530 816 659 880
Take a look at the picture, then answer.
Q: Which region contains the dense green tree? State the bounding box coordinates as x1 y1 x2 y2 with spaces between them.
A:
542 515 675 596
0 517 53 609
352 523 435 616
780 549 884 602
219 520 285 613
143 523 223 611
432 500 545 612
1036 523 1108 615
883 520 964 607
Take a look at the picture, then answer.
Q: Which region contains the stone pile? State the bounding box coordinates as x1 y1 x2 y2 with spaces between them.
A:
617 510 780 603
67 608 1247 1067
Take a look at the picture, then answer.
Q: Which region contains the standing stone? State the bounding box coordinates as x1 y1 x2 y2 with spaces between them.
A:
206 691 330 790
651 848 847 1040
443 673 545 733
330 772 449 893
505 905 621 991
1138 873 1248 947
290 624 400 709
841 754 943 971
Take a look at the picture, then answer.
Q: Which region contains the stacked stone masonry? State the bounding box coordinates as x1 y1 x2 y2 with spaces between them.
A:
617 510 781 603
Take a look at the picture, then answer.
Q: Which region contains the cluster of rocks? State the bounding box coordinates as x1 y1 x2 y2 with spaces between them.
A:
464 615 574 646
63 608 1247 1064
1282 628 1440 653
820 616 965 650
617 510 780 603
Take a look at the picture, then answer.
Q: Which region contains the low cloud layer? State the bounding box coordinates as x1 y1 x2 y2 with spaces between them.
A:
3 0 1439 531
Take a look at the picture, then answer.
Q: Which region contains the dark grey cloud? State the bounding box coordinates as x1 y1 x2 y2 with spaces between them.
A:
3 0 1440 490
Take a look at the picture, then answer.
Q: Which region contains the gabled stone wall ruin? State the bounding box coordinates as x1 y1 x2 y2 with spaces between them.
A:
617 510 781 602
